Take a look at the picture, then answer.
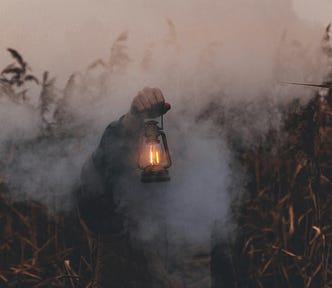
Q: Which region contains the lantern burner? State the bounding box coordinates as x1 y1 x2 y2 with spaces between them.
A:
141 165 170 183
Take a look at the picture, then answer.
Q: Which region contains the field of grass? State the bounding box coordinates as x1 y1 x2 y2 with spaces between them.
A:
0 26 331 287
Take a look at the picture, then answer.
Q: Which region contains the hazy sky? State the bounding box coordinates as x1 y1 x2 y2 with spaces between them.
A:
0 0 331 84
294 0 332 24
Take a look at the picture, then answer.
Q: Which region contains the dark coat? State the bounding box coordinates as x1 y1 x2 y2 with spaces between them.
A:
76 117 211 288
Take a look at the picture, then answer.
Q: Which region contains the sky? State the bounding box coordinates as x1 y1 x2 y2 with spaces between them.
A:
0 0 331 85
293 0 332 24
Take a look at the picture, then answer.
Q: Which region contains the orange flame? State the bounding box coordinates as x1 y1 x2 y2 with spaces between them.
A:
149 145 153 164
149 145 161 165
156 151 160 164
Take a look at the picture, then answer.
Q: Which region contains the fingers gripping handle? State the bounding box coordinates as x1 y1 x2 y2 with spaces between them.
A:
163 102 171 114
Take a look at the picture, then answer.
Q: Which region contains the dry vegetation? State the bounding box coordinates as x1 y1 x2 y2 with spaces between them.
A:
0 25 332 287
231 93 332 288
0 48 95 287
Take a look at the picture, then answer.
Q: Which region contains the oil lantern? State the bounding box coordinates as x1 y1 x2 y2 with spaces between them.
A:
138 116 172 183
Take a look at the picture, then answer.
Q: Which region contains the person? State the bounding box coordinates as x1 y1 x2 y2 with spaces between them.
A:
76 87 212 287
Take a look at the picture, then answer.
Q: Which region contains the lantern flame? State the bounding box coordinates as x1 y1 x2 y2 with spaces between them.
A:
149 144 161 165
156 151 160 164
149 145 153 164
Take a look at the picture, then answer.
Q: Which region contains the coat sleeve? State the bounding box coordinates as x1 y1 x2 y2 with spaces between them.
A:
76 116 141 234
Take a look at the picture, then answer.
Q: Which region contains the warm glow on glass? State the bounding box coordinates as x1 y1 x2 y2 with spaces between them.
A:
138 119 171 182
139 140 168 169
149 144 161 165
156 151 159 164
149 145 153 164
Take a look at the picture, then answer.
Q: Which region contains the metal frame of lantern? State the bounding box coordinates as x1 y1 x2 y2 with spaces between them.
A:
138 115 172 183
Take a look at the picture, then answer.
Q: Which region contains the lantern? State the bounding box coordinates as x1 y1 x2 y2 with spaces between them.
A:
138 116 172 183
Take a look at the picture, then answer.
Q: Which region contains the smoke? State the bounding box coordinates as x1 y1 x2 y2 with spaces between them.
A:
111 119 234 247
0 0 330 245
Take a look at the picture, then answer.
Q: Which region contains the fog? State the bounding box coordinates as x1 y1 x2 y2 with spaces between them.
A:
0 0 331 245
0 0 330 81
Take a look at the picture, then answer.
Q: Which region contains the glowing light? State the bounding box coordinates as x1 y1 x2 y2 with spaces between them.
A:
138 120 171 182
156 151 160 164
148 144 161 165
149 145 153 164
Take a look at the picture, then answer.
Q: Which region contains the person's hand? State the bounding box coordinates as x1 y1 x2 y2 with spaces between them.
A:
130 87 171 118
122 87 171 133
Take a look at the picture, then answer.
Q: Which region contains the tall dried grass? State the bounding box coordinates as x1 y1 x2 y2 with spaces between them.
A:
0 26 331 287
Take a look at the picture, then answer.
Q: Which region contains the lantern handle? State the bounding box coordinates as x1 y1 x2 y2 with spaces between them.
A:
160 114 164 130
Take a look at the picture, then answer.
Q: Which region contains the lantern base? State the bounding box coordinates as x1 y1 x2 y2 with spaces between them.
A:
141 166 170 183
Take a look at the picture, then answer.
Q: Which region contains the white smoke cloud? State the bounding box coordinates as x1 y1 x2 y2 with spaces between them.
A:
0 0 330 245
